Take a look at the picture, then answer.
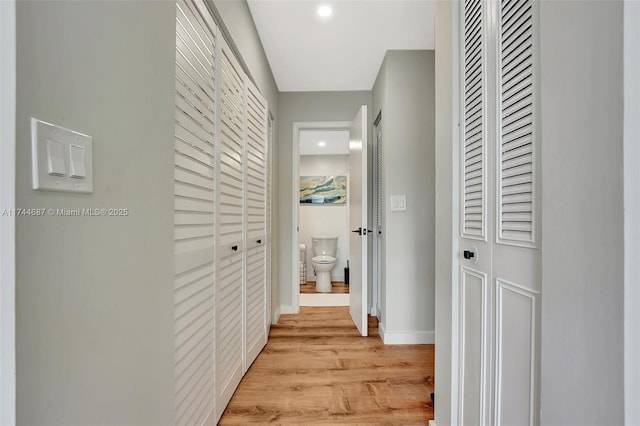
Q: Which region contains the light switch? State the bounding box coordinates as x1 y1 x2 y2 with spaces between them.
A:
31 118 93 193
391 195 407 212
69 144 86 178
46 139 66 176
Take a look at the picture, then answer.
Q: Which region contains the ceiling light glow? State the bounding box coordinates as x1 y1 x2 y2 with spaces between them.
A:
317 5 332 18
318 141 327 147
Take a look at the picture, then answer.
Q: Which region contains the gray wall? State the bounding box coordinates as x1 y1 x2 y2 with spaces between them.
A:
539 1 625 424
276 91 372 311
212 0 281 321
212 0 278 112
434 0 456 422
16 1 175 424
372 50 436 341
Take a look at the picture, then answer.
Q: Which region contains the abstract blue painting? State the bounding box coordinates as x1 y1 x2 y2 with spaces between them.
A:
300 176 347 205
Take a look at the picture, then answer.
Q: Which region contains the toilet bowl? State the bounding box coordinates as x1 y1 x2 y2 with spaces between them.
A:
311 236 338 293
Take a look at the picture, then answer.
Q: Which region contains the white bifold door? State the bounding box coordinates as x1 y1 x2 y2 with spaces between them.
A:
244 81 268 368
174 2 270 423
215 36 246 414
214 36 270 419
457 0 541 425
173 0 217 424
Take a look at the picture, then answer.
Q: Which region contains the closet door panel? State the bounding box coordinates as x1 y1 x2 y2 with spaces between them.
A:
244 80 268 368
493 0 540 424
173 0 217 425
215 37 246 418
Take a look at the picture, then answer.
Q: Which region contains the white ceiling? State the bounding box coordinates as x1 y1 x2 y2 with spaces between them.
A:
247 1 435 92
299 129 350 155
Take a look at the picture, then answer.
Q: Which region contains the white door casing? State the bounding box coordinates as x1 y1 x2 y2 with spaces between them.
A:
456 0 540 425
266 116 274 327
373 114 383 320
348 105 368 337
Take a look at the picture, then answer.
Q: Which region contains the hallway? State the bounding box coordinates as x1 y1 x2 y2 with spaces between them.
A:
219 307 434 424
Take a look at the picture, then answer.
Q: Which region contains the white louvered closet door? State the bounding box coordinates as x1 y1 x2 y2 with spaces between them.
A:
457 0 492 424
456 0 540 425
492 0 540 424
173 1 217 425
244 79 268 369
215 36 246 417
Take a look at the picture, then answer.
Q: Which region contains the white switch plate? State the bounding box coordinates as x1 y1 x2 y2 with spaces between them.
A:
32 118 93 193
390 195 407 212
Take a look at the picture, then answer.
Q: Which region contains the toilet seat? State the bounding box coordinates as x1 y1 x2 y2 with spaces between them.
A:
312 255 336 264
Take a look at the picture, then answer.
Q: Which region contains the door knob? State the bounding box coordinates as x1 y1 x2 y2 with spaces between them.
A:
257 239 262 244
351 227 363 235
232 245 238 252
463 250 475 260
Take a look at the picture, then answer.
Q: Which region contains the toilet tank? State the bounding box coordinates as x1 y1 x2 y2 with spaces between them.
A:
311 235 338 257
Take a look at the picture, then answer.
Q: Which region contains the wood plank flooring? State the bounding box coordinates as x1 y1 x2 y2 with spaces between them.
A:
300 281 349 294
219 306 434 424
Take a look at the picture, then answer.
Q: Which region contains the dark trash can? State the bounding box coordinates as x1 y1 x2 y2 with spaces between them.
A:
344 260 349 285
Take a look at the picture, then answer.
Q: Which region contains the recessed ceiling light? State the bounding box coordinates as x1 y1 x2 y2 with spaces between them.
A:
318 141 327 147
317 5 332 18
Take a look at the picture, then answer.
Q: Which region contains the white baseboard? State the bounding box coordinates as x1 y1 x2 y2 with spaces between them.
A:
279 304 298 314
378 322 435 344
429 421 436 426
300 293 349 306
272 306 281 325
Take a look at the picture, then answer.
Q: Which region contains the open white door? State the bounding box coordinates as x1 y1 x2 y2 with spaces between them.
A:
348 105 368 336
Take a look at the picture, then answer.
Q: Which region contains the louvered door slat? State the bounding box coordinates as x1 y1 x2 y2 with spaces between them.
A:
462 0 486 238
173 1 216 425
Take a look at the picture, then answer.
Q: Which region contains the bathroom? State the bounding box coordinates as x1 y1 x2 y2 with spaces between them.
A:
298 129 350 305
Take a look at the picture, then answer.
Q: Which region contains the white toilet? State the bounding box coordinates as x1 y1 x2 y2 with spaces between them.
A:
311 235 338 293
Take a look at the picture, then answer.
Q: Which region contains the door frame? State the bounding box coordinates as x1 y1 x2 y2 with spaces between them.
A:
449 0 462 423
371 112 382 318
0 0 16 423
290 121 351 313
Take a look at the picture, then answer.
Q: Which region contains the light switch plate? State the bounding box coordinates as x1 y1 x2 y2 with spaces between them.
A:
32 118 93 193
390 195 407 212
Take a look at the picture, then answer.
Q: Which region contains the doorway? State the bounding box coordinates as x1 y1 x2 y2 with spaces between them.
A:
290 104 369 336
293 122 351 308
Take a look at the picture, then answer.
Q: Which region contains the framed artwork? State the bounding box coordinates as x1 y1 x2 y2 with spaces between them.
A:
300 175 347 205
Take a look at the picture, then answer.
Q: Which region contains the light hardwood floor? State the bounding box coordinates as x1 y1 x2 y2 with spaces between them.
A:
219 306 434 424
300 281 349 294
